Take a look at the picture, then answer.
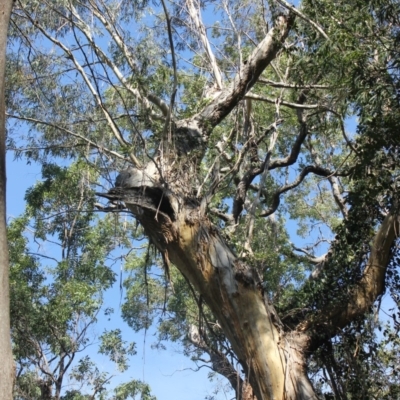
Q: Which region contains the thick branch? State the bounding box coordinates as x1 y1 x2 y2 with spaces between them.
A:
209 208 235 225
260 165 332 217
232 121 308 222
291 245 328 265
197 15 294 132
328 176 348 218
269 122 308 170
299 209 400 339
167 15 294 160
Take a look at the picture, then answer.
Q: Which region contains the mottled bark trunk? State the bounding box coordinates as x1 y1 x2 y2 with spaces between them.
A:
167 215 284 399
0 0 14 398
121 193 317 400
99 14 316 398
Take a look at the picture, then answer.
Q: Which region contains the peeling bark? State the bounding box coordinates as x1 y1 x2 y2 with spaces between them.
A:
165 213 317 400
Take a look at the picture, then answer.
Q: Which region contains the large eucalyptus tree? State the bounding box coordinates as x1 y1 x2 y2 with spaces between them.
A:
6 0 400 398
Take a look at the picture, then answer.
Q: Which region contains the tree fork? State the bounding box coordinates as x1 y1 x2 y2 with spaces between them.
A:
94 13 321 399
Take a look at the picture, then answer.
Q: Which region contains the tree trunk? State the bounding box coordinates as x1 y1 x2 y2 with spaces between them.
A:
0 0 15 398
97 14 320 399
114 186 318 400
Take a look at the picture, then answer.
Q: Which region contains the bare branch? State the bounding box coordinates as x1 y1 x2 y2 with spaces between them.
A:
269 122 308 170
245 105 281 253
291 245 328 264
17 6 141 166
209 208 235 225
187 325 246 400
160 0 178 109
7 113 128 161
186 0 223 89
85 0 169 116
257 78 333 89
328 176 348 218
146 93 169 117
69 4 167 120
245 92 322 110
260 165 332 217
329 110 359 154
222 0 243 71
231 119 302 222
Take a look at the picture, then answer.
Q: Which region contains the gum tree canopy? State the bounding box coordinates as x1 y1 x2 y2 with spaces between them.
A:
6 0 400 399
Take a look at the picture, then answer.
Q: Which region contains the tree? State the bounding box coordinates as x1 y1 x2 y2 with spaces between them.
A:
9 162 156 399
0 0 15 398
5 0 400 399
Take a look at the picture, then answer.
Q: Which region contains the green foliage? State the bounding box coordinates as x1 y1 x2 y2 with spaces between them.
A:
99 330 136 372
10 162 155 399
113 380 156 400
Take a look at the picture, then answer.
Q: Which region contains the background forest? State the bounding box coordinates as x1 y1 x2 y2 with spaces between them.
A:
2 0 400 399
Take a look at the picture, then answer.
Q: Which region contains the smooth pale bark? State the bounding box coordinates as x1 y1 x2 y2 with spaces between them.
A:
166 213 318 400
0 0 14 398
197 15 294 130
170 215 285 399
172 15 294 159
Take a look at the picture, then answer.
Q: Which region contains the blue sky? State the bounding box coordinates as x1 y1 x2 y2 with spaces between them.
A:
3 2 235 395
